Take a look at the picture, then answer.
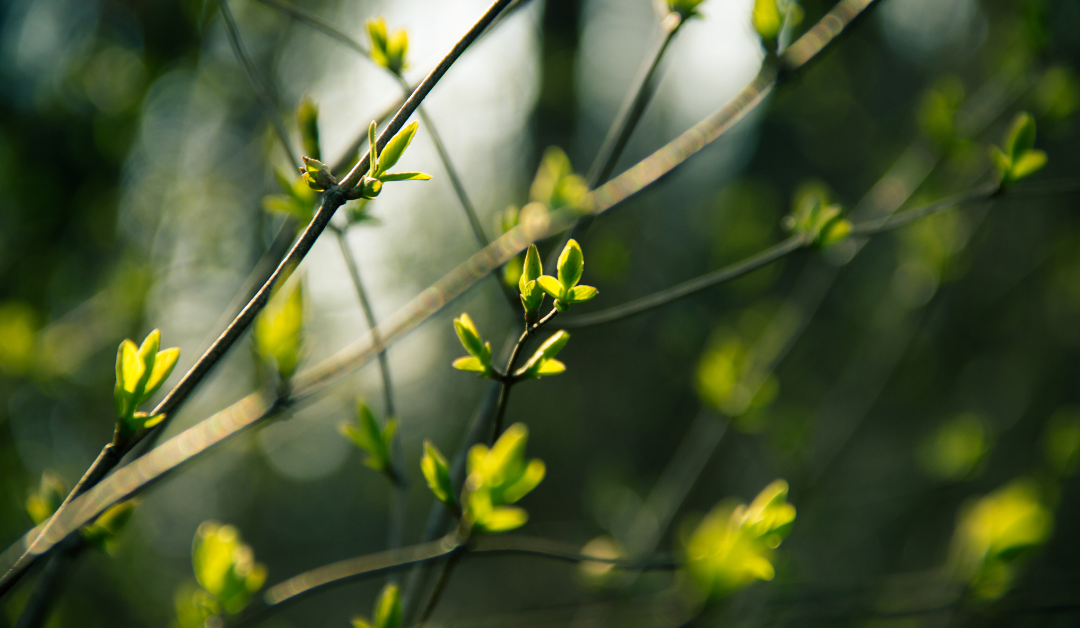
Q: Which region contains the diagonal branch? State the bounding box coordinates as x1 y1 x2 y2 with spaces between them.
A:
0 0 519 598
0 0 882 593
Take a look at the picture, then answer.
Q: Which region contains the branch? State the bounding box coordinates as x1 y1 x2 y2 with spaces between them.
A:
219 0 299 170
0 0 518 596
229 534 676 627
0 0 880 592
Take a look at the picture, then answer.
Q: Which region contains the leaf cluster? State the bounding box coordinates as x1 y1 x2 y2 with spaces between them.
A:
367 17 409 76
534 240 599 312
422 424 546 534
340 400 398 477
684 479 796 600
781 185 851 247
113 329 180 439
991 111 1047 184
190 521 267 616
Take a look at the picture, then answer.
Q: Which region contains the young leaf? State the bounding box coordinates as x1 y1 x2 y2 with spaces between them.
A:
367 121 379 177
452 356 487 373
421 441 457 510
567 285 599 303
1005 112 1037 161
516 331 570 379
81 500 137 553
519 244 543 293
143 346 180 402
373 583 402 628
340 400 392 472
297 97 320 161
557 239 585 290
377 122 419 175
753 0 782 42
476 506 528 533
379 172 432 182
535 276 565 302
453 314 487 360
1010 149 1047 181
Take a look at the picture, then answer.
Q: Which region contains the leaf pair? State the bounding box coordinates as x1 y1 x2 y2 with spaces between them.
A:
421 441 457 513
356 120 432 200
367 17 408 76
192 521 267 616
514 330 570 379
991 111 1047 184
781 187 851 247
451 313 496 378
114 329 180 438
352 583 401 628
340 400 398 476
253 280 304 384
535 240 599 312
684 479 796 600
463 423 547 533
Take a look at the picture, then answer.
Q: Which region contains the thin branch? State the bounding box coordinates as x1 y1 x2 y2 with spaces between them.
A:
219 0 300 170
0 0 518 596
550 12 686 266
0 0 882 593
557 235 806 329
492 308 559 441
230 534 676 627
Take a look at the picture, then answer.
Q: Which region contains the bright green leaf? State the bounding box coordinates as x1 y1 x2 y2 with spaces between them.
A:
1010 150 1047 181
477 506 528 533
452 356 487 374
567 285 599 303
557 239 584 290
377 122 418 175
753 0 781 42
535 275 565 301
143 346 180 402
519 244 543 294
421 440 457 509
1005 112 1037 161
373 583 401 628
379 171 432 182
297 97 320 161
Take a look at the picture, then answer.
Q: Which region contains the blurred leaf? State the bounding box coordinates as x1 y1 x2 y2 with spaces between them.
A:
253 279 305 383
949 479 1052 599
684 479 796 600
421 440 457 510
918 412 992 481
26 471 67 525
297 97 320 161
192 521 266 615
464 424 545 533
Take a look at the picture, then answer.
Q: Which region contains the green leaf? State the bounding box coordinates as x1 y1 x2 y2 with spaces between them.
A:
373 583 401 628
668 0 707 19
297 97 320 162
529 147 573 206
352 620 374 628
379 171 432 182
516 331 570 379
567 285 599 303
81 500 136 553
535 275 565 301
452 356 487 374
501 459 546 504
557 239 584 290
535 359 566 377
26 471 67 525
990 146 1012 178
421 441 457 509
340 400 391 472
1010 149 1047 181
377 122 419 175
820 219 852 246
477 506 528 533
453 314 488 362
368 121 379 177
520 244 543 293
1005 112 1037 161
254 280 305 381
143 347 179 402
114 339 139 418
753 0 782 42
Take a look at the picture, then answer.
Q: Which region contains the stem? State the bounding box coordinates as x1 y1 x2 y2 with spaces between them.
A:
13 538 82 628
330 224 409 556
549 13 685 265
491 309 559 442
0 0 517 596
332 225 396 418
414 549 464 627
218 0 299 170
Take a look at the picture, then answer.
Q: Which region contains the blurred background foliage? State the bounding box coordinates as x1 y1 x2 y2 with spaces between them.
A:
1 0 1080 625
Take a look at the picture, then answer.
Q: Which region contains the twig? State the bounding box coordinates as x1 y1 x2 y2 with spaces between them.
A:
491 308 560 441
219 0 300 170
550 11 686 267
0 0 518 596
231 534 676 627
12 537 82 628
0 0 890 594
